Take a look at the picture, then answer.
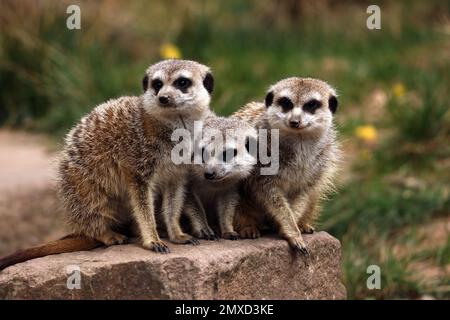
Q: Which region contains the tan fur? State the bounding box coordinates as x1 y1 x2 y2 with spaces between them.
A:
59 59 215 252
0 235 101 271
233 77 341 253
0 60 216 269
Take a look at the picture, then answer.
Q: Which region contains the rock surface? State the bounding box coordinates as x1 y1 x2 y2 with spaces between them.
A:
0 232 346 299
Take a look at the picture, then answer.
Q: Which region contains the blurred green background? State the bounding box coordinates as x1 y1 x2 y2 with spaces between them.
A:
0 0 449 299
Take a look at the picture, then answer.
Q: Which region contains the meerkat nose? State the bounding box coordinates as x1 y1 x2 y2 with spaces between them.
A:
159 96 170 105
204 171 216 180
289 120 300 129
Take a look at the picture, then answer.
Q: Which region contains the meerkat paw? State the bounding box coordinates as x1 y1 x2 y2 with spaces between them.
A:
287 235 310 256
194 228 219 241
170 234 200 245
299 224 315 234
99 232 129 246
143 240 170 253
222 231 240 240
239 226 261 239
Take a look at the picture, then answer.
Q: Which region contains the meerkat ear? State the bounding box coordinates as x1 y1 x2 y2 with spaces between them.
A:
328 95 338 114
203 72 214 94
142 75 149 92
265 91 274 107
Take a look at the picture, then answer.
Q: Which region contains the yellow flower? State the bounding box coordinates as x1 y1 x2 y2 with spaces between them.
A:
392 83 406 98
355 125 378 143
160 43 181 59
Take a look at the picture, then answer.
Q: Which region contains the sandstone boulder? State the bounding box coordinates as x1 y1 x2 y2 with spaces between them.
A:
0 232 346 299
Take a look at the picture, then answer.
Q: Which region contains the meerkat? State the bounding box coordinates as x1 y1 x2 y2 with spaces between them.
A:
233 77 340 253
0 59 215 270
183 113 258 239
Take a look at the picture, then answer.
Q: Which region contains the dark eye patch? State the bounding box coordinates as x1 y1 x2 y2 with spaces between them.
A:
245 136 257 156
151 79 163 94
222 148 238 162
173 77 192 92
303 99 322 113
277 97 294 112
245 136 250 152
201 147 210 163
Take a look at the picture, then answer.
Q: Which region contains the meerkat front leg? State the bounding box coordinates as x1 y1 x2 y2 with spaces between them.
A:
128 177 169 253
257 188 308 254
291 192 318 234
218 191 240 240
293 192 318 234
162 182 199 245
184 191 217 240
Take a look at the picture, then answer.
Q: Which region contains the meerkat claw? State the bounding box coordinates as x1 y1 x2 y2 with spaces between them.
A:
288 236 310 256
222 231 240 240
239 226 261 239
292 244 308 255
207 233 220 241
198 229 218 241
145 241 170 254
100 232 129 246
188 238 200 246
300 224 315 234
302 247 311 256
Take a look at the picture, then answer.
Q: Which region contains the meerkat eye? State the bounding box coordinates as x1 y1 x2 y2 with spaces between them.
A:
174 77 192 91
222 148 238 162
151 79 163 94
277 97 294 112
303 99 322 113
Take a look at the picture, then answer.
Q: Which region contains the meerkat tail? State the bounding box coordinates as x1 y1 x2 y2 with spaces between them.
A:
0 234 102 271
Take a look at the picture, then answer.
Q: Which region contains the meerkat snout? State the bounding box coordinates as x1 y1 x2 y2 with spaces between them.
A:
204 171 216 180
289 120 300 128
158 95 170 106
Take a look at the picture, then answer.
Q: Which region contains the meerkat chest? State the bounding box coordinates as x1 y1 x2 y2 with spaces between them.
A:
276 143 324 194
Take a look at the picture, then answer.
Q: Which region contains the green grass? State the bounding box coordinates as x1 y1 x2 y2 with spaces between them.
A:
387 71 449 142
341 239 422 299
322 180 448 236
1 0 449 299
2 1 448 134
321 178 449 298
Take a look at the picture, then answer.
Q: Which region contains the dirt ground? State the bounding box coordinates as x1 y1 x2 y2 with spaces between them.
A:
0 130 67 256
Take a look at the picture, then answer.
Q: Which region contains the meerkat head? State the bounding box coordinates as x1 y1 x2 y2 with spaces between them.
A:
192 118 257 186
142 59 214 118
264 77 338 138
